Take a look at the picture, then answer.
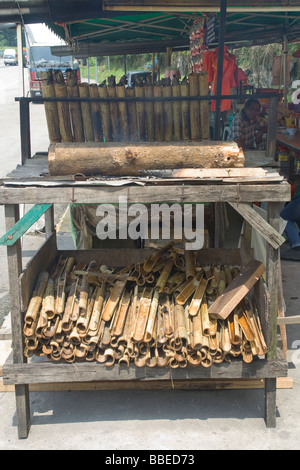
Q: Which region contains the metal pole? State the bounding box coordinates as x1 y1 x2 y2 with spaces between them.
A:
283 34 288 108
214 0 227 141
16 23 25 97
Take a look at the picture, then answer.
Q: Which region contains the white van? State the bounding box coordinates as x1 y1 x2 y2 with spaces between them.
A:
3 49 17 66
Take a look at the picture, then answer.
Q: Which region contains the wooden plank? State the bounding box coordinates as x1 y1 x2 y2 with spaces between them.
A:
172 167 269 179
229 202 286 249
2 357 288 385
0 377 293 392
0 182 291 205
208 259 266 320
277 315 300 325
0 204 51 246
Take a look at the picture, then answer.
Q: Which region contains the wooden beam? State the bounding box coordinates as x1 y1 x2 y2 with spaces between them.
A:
229 202 286 250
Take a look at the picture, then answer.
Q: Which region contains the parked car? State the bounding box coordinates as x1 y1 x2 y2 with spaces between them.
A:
3 48 17 66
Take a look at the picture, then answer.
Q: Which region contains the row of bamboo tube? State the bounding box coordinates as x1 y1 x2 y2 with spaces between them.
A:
41 69 210 145
23 243 267 368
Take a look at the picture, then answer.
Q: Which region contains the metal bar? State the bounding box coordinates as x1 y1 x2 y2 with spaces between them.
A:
19 98 31 164
214 0 227 141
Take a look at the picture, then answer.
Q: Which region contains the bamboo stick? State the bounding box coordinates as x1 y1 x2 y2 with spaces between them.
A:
162 82 173 141
116 83 129 141
52 69 73 142
78 83 94 142
66 69 84 142
144 83 155 142
40 70 61 143
180 77 190 141
126 87 138 141
89 84 103 142
98 84 112 142
153 84 164 142
135 84 146 141
199 71 210 140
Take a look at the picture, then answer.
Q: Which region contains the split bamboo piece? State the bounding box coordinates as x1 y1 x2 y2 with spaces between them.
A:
78 83 94 142
153 84 164 142
98 84 112 142
66 69 84 142
126 87 138 141
199 71 210 140
135 84 146 141
107 77 120 141
180 77 190 141
189 73 201 141
89 84 103 142
162 82 173 141
116 83 129 141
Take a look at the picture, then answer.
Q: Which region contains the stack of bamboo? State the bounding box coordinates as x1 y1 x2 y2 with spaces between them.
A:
41 70 210 144
23 244 267 367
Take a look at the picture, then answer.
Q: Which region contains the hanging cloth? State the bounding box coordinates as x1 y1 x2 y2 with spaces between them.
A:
203 46 237 112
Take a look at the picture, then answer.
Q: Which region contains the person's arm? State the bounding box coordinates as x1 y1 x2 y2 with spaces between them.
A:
255 118 268 144
229 115 243 147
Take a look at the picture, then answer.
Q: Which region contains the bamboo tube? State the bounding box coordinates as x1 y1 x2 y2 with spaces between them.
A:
132 287 153 343
78 274 89 316
107 78 120 141
135 84 146 141
175 277 199 305
40 70 61 143
111 290 131 337
224 265 233 285
87 283 106 337
89 84 103 142
144 84 155 142
98 84 112 142
102 278 127 322
116 84 129 141
61 279 78 332
77 286 96 336
153 84 164 141
155 259 174 293
162 83 173 141
126 87 138 141
172 78 182 141
143 242 173 273
52 69 73 142
191 309 203 350
180 78 190 141
210 265 221 288
220 320 231 353
24 271 49 325
199 71 210 140
144 288 159 343
43 279 55 319
66 69 84 142
189 73 201 141
79 83 94 142
185 250 196 280
200 293 210 336
188 277 208 317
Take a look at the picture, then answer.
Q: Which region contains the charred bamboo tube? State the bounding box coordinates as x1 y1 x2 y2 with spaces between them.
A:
105 348 116 367
135 85 146 141
78 274 89 316
155 259 174 293
24 271 49 325
162 84 172 141
116 84 129 141
61 279 78 333
43 279 55 319
144 288 159 343
185 250 196 280
175 277 199 305
188 276 208 317
102 278 127 322
146 348 157 367
66 69 84 142
189 73 201 141
40 70 61 143
242 341 253 363
220 320 232 353
87 283 106 337
243 299 267 355
172 80 182 141
238 309 254 342
180 78 190 141
118 349 131 367
98 84 112 142
77 286 96 336
143 242 173 273
174 303 188 343
144 84 155 142
111 290 131 337
89 84 103 142
153 84 164 142
191 308 203 350
132 287 153 343
107 79 120 141
79 83 94 142
52 69 73 142
210 265 221 288
199 71 210 140
155 346 169 367
224 265 233 285
200 293 210 336
69 324 81 345
126 87 138 141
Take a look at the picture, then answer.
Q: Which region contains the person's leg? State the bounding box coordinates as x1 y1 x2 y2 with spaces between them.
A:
280 198 300 249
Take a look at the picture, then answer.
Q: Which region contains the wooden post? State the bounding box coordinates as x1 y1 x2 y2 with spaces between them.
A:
19 98 31 164
266 95 279 160
214 0 227 141
5 205 31 438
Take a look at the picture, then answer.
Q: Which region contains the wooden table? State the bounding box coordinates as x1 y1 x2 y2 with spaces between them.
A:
277 129 300 153
0 156 291 438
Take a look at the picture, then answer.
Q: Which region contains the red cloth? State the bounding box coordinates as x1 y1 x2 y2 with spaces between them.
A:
203 46 245 112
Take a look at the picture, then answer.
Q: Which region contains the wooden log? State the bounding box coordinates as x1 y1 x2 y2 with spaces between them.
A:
116 84 129 141
199 71 210 140
66 69 84 142
98 84 112 142
88 84 103 142
78 83 94 142
48 141 245 177
153 84 164 142
180 78 190 141
52 69 73 142
189 73 201 141
40 70 61 143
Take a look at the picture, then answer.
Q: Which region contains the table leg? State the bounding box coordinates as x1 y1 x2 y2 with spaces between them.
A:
265 378 277 428
5 204 31 438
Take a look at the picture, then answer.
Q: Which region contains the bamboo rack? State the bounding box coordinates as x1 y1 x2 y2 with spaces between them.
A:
23 243 267 368
42 70 211 144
